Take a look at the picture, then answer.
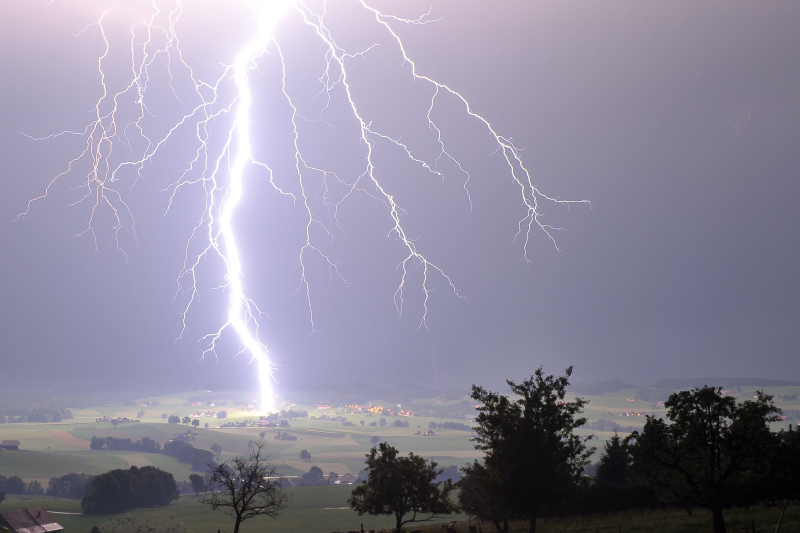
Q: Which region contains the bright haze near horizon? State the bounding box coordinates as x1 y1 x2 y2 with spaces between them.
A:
0 1 798 396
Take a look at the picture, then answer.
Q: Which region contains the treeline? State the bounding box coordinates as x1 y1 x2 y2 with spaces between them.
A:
162 440 214 472
82 466 179 514
0 408 73 423
580 419 638 433
261 409 308 422
0 475 45 495
47 473 92 499
428 421 472 432
411 399 476 420
454 369 800 533
90 436 160 452
89 436 213 472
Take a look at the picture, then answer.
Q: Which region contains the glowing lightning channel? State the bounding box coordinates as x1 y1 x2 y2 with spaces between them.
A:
209 1 293 414
18 0 587 416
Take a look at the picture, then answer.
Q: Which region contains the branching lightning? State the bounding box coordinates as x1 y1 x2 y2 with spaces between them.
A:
18 0 587 413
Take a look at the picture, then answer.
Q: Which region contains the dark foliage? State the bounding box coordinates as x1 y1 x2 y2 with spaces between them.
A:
471 367 591 533
162 440 213 472
81 466 178 514
47 473 92 499
0 476 42 496
581 420 638 433
458 460 514 533
627 386 780 533
428 421 472 432
89 436 161 452
349 442 457 533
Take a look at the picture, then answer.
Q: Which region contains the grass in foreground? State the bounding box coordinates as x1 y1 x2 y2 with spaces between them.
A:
2 493 799 533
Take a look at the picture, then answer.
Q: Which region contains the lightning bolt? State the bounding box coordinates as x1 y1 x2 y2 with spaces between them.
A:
18 0 587 414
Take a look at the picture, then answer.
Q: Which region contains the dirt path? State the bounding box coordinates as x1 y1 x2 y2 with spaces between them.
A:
47 431 91 449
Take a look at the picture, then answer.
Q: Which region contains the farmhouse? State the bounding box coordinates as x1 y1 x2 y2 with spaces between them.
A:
0 507 63 533
0 440 20 451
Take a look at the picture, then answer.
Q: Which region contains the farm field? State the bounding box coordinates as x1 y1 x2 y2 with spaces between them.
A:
2 385 799 532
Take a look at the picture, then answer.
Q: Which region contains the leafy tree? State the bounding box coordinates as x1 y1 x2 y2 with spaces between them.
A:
26 480 44 495
349 442 457 533
594 433 631 486
111 419 119 428
300 466 325 486
168 415 180 424
216 410 227 419
300 449 312 462
202 440 289 533
471 367 590 533
192 419 200 428
162 413 168 420
211 443 222 455
329 472 339 484
458 460 513 533
378 418 386 427
82 466 178 513
627 386 779 533
182 416 191 425
189 474 205 495
259 432 266 439
370 436 380 447
47 473 91 499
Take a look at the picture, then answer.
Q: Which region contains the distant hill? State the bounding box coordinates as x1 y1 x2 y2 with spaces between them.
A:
650 377 800 389
570 380 635 395
569 377 800 397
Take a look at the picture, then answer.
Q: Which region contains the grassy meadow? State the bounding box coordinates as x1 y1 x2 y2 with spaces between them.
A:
1 384 799 532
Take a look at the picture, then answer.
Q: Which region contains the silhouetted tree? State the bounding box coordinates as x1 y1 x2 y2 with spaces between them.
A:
202 440 289 533
370 436 380 447
182 416 190 425
349 442 457 533
627 386 779 533
300 449 311 462
189 474 205 495
594 433 631 486
211 443 222 455
471 367 590 533
458 460 513 533
192 419 200 428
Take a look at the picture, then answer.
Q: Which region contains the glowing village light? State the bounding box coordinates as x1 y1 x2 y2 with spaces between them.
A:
18 1 587 415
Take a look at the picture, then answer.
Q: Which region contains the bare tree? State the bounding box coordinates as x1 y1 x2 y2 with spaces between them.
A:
201 440 289 533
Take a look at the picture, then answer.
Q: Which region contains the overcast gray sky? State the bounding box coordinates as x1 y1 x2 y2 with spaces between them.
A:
1 1 798 395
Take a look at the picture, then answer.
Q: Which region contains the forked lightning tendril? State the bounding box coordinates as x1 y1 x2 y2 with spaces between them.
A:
18 0 587 413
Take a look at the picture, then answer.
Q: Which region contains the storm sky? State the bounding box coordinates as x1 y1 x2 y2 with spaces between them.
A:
1 1 798 395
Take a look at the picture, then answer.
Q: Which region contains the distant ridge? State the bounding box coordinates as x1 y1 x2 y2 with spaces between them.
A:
570 377 800 396
570 380 635 395
650 377 800 389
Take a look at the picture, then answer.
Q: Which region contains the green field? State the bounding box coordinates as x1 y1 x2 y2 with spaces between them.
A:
1 385 799 532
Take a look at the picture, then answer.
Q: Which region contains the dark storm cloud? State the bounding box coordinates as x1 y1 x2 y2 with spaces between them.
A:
0 1 798 393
